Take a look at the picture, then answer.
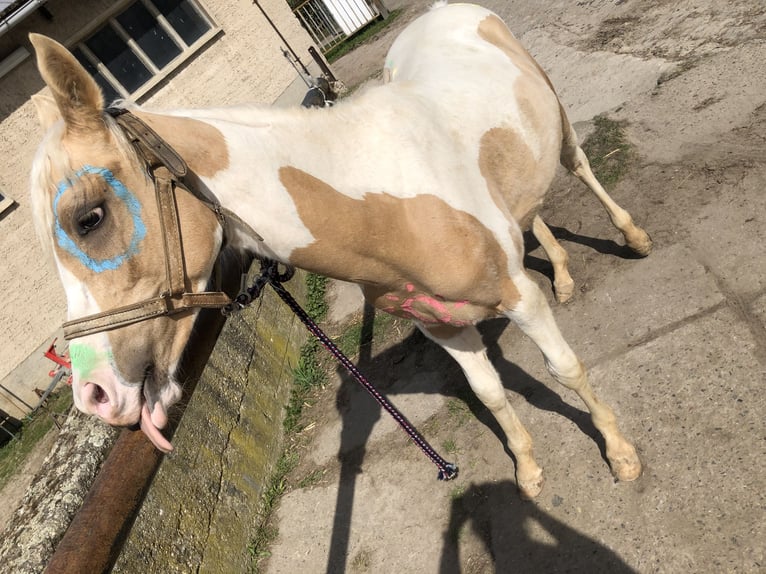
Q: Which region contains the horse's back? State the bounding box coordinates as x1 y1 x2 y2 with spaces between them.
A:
384 2 564 226
386 3 551 97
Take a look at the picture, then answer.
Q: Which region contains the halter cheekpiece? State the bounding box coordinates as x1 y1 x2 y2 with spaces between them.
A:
61 108 233 340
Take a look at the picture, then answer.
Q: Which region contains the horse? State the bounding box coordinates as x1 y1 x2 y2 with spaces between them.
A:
28 2 649 499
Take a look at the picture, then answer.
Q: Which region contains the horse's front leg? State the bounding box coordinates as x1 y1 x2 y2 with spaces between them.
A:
506 272 642 482
418 323 545 499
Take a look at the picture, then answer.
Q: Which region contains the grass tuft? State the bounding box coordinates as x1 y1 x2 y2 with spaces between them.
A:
332 311 397 357
297 468 325 489
325 10 402 63
282 273 328 435
0 391 72 490
581 115 635 188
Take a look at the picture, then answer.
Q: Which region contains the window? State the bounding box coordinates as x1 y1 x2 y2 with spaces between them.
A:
72 0 218 101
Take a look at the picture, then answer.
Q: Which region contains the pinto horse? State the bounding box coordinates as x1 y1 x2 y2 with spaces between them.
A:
29 2 649 498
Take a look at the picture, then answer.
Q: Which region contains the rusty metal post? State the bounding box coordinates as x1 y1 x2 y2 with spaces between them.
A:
308 46 337 83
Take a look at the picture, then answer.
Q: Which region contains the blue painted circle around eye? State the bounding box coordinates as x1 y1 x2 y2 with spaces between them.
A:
54 165 146 273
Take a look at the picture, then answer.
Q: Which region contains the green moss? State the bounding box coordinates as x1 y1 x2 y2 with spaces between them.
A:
249 273 329 572
332 311 397 357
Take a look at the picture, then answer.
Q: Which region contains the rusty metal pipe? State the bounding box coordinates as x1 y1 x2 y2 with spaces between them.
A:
43 431 162 573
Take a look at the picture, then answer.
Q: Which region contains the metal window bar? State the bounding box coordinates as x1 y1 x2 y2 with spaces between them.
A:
294 0 344 52
141 0 190 51
294 0 379 53
109 18 161 75
297 6 335 50
77 43 131 99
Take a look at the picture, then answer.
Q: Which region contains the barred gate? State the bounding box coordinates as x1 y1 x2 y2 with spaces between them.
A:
293 0 380 53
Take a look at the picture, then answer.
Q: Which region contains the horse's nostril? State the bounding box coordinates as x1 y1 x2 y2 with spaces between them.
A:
92 384 109 404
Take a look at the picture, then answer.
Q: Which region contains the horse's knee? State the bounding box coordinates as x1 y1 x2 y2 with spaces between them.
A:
545 356 587 391
471 386 510 412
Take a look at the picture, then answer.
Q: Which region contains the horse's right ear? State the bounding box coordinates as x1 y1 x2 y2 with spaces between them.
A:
29 33 105 135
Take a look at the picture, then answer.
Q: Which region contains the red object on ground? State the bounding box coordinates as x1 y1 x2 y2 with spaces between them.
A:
44 338 72 385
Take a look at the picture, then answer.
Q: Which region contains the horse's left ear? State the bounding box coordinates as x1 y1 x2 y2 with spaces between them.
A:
29 33 105 135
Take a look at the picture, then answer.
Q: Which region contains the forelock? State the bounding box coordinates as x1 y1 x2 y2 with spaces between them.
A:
30 120 69 256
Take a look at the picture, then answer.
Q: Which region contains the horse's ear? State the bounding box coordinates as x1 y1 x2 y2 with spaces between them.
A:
31 94 62 131
29 33 105 135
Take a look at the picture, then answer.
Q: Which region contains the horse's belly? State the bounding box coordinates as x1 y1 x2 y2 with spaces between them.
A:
364 283 497 326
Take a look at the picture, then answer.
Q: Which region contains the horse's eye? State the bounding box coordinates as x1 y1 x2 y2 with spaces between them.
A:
77 206 105 235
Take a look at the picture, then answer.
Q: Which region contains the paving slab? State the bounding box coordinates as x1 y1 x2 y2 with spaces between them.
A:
514 243 726 372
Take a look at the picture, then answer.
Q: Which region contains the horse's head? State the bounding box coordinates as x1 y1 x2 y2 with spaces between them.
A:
29 34 225 451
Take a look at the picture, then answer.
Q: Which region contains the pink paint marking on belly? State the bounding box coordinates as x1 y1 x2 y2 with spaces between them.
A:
401 293 469 325
379 286 473 326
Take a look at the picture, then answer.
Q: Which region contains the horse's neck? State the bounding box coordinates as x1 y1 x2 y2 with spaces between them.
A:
135 98 392 268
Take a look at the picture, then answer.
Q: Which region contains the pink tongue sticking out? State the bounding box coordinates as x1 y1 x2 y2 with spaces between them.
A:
139 402 173 453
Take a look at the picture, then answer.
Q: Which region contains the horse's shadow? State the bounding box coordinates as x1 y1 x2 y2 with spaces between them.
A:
440 479 636 573
323 300 618 573
522 226 644 287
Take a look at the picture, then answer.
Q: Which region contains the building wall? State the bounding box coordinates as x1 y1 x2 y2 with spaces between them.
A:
0 0 315 394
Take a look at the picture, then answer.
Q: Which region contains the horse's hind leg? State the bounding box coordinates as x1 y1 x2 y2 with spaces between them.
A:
560 119 653 256
506 272 642 482
532 215 575 303
418 324 545 499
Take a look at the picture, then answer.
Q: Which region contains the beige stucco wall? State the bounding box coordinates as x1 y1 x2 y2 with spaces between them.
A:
0 0 316 397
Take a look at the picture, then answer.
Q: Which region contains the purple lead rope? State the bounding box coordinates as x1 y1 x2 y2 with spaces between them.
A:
231 260 458 481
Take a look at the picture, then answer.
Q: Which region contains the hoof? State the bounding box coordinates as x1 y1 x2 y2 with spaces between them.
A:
554 280 575 304
610 451 643 482
627 230 653 257
518 470 545 500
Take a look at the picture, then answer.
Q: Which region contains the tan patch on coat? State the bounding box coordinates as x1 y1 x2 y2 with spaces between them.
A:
279 166 521 321
478 127 550 230
477 17 562 147
477 14 557 94
134 111 229 178
476 15 565 230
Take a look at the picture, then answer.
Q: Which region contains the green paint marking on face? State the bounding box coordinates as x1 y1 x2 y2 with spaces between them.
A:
69 343 102 381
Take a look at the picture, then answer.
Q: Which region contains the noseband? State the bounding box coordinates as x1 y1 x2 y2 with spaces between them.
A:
61 108 233 340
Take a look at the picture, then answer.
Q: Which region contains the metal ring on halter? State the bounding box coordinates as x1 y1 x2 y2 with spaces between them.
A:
275 264 295 284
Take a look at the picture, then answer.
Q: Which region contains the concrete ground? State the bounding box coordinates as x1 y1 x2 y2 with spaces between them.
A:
263 1 766 573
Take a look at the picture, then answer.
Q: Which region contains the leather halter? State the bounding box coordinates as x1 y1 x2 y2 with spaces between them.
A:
61 109 233 340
